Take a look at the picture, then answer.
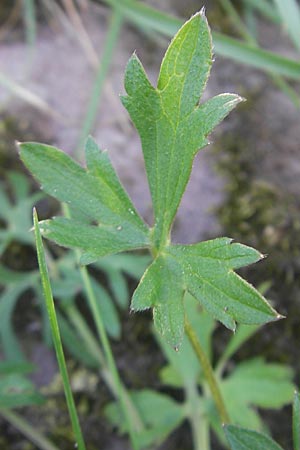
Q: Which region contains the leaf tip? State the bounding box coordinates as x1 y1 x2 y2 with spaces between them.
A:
32 207 38 222
236 95 246 104
259 253 268 261
276 313 285 320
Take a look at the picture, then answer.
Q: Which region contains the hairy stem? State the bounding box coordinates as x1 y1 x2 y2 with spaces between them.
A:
184 316 230 425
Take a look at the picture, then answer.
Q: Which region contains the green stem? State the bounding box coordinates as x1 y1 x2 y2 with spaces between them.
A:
76 8 123 155
185 381 210 450
79 264 140 449
33 209 86 450
64 303 106 367
0 409 59 450
64 303 144 434
184 316 230 425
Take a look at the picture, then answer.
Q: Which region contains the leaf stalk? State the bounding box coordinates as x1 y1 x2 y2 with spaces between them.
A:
184 316 230 425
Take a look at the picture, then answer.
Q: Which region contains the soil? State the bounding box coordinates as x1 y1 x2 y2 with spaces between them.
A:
1 0 300 449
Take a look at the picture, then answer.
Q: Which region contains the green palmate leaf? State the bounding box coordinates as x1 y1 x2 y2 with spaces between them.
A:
273 0 300 50
20 11 280 349
158 293 215 387
20 137 150 259
219 358 294 433
105 390 185 448
0 374 44 409
222 358 294 409
131 253 185 347
224 425 284 450
132 238 279 346
0 171 44 255
122 11 242 247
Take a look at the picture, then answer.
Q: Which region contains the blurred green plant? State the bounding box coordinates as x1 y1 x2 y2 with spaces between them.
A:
0 171 44 256
0 361 60 450
106 293 295 449
0 206 149 364
0 167 149 447
224 390 300 450
97 0 300 97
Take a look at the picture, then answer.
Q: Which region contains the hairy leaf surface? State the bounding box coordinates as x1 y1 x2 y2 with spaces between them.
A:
132 238 278 346
122 11 242 244
20 138 150 257
19 11 280 348
224 425 284 450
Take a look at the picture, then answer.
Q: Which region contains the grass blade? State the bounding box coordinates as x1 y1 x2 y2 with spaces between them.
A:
33 208 86 450
100 0 300 80
0 409 59 450
216 1 300 107
0 71 61 118
273 0 300 50
77 8 123 155
241 0 280 24
22 0 36 48
218 0 256 44
213 32 300 80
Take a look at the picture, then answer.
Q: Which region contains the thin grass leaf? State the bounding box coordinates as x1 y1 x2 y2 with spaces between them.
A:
273 0 300 50
22 0 36 48
77 9 123 154
213 32 300 80
0 71 60 118
241 0 280 24
33 208 86 450
102 0 300 80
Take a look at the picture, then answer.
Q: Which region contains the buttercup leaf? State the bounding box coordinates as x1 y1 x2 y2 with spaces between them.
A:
20 139 150 258
131 255 184 347
19 11 280 348
132 238 278 346
224 425 284 450
122 11 242 247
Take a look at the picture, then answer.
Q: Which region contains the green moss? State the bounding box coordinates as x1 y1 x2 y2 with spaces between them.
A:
214 129 300 378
